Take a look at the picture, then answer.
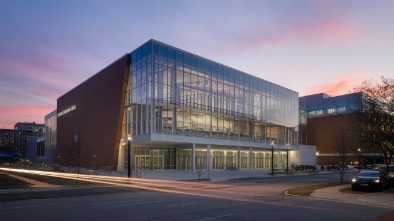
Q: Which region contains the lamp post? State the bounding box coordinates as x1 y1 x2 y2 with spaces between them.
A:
271 140 274 175
286 143 290 174
358 148 361 171
128 134 132 178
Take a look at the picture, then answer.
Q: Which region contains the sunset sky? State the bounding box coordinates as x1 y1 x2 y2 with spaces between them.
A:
1 0 393 129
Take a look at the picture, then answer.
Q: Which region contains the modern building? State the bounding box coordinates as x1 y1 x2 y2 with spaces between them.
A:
25 135 45 164
44 110 57 164
14 122 44 159
57 39 315 172
300 92 383 166
25 110 58 165
0 129 18 162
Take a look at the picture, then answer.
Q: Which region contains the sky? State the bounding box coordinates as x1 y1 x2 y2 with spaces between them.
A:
1 0 393 129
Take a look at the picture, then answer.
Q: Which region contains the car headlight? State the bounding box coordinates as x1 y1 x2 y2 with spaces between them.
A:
374 179 380 183
352 178 357 183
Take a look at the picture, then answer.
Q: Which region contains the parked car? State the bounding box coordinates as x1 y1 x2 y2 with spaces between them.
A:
371 164 387 170
371 165 394 187
351 169 389 192
389 165 394 187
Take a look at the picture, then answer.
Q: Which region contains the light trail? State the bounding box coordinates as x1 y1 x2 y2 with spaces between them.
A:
0 167 338 212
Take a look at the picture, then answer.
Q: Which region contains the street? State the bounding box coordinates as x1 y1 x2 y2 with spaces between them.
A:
0 169 392 221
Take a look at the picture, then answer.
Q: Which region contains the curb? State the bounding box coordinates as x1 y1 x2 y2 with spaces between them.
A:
283 190 302 197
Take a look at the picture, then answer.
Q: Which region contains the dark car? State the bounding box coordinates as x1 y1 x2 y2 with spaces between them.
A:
389 165 394 187
351 169 389 191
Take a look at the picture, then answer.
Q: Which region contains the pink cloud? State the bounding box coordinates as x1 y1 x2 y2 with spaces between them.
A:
0 104 55 129
299 73 367 97
237 17 360 51
299 19 360 44
233 1 361 51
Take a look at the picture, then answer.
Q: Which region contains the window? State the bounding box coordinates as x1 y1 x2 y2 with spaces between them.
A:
308 110 316 117
327 108 335 114
337 107 346 113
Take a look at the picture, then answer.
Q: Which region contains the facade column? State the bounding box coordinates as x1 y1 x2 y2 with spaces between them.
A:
192 143 196 171
249 147 253 170
150 60 156 133
172 107 176 135
237 147 241 170
207 144 211 170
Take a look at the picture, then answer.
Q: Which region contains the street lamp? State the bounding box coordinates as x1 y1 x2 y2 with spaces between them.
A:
358 148 361 171
271 140 274 175
286 143 290 174
128 134 132 178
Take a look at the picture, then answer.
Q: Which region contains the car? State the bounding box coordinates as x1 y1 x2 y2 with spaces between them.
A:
371 164 387 170
351 169 389 192
388 165 394 187
347 165 355 169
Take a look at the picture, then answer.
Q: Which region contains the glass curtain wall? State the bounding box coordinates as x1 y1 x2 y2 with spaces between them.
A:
126 40 299 146
44 111 57 147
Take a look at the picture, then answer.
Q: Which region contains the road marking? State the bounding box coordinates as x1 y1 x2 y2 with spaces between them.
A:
111 200 169 208
1 203 59 210
283 190 302 197
94 200 139 205
165 203 197 207
196 214 234 221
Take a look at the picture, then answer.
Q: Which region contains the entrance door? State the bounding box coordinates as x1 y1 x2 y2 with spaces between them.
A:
135 156 150 170
153 156 163 170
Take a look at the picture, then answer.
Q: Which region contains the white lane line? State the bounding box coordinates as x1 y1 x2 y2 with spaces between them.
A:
1 203 60 210
195 214 234 221
165 203 197 208
93 200 139 205
111 200 169 208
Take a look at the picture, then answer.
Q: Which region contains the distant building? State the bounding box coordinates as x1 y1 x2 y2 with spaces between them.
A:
26 136 45 164
14 122 44 159
0 129 18 162
24 111 57 165
0 129 14 150
300 92 383 166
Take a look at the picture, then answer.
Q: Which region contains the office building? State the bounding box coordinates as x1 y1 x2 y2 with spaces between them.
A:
300 92 383 166
14 122 44 159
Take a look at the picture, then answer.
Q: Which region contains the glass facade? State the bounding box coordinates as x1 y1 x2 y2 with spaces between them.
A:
45 110 57 147
14 122 44 158
299 92 363 118
125 40 299 146
43 110 57 164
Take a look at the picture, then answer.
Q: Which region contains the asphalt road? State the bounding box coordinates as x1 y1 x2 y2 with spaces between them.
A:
0 170 392 220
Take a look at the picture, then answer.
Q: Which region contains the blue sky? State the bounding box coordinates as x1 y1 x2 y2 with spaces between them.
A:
1 0 393 129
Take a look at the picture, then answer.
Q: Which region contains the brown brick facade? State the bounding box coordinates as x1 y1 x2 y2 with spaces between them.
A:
307 113 359 165
57 54 130 170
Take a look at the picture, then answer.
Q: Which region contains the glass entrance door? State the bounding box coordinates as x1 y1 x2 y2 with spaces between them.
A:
153 156 163 170
212 151 224 169
135 155 150 170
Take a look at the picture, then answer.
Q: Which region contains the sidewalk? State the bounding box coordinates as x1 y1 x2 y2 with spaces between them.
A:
131 169 275 181
116 168 315 182
311 184 394 207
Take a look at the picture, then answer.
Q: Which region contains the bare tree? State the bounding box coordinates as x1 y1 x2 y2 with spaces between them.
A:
64 141 94 174
333 123 359 183
353 77 394 171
